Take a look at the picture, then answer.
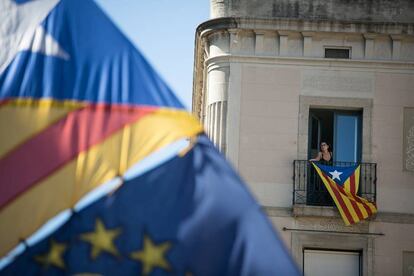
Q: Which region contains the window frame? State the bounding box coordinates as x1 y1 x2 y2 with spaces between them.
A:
298 96 373 163
324 46 352 59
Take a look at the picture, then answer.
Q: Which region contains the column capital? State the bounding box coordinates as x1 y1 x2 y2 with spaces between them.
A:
301 31 315 37
363 33 377 40
277 30 292 36
390 34 404 41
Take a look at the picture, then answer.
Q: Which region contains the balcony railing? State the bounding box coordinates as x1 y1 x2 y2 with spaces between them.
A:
293 160 377 206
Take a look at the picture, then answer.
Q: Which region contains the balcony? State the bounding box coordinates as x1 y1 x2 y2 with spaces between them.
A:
293 160 377 207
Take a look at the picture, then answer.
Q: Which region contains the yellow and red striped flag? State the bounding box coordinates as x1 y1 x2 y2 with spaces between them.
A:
311 162 377 225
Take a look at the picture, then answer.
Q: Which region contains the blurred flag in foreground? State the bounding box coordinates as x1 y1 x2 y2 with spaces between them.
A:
1 136 299 275
0 0 299 274
0 0 202 256
312 163 377 226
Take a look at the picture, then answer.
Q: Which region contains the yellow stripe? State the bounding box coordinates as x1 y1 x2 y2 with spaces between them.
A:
337 192 358 225
0 99 85 157
354 166 360 192
0 109 203 256
340 190 361 224
342 165 360 193
312 163 376 226
312 164 351 225
341 201 360 223
356 199 369 218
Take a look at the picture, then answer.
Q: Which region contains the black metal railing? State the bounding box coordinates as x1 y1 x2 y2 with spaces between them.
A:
293 160 377 206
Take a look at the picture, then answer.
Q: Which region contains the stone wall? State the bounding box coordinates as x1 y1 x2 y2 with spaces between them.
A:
210 0 414 23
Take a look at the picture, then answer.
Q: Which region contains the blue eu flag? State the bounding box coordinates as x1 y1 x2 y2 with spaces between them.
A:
1 136 299 275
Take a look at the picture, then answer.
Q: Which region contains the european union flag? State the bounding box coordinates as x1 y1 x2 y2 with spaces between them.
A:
1 136 299 275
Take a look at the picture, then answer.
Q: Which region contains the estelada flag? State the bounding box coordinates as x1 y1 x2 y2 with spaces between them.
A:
311 162 377 226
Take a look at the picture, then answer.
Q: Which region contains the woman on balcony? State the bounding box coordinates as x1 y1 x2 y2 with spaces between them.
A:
310 142 332 164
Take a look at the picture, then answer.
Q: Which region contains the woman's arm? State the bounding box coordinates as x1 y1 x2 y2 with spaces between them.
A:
309 152 322 161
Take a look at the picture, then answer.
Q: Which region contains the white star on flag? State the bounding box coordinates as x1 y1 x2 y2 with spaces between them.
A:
329 170 343 181
0 0 68 74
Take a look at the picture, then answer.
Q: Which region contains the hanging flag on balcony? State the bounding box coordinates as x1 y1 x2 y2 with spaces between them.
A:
311 162 377 226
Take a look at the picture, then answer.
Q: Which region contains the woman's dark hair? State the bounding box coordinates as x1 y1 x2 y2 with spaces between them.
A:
320 141 330 150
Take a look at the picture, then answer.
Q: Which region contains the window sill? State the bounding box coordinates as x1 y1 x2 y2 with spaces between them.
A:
293 204 340 218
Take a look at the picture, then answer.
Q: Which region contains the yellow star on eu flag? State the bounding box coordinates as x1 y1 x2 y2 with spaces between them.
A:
80 218 121 259
34 239 67 270
130 234 172 275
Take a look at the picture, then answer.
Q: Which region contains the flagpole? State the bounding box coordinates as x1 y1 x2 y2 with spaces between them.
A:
282 227 384 236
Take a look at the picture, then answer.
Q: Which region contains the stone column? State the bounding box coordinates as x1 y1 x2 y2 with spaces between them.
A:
364 34 376 59
206 64 229 153
254 30 265 55
204 31 230 153
391 34 402 60
302 32 314 57
229 29 240 54
278 31 289 56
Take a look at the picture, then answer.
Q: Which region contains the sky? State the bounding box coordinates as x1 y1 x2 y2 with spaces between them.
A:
95 0 210 109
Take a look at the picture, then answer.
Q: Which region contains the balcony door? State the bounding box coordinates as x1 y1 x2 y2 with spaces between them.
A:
334 113 362 163
307 109 362 206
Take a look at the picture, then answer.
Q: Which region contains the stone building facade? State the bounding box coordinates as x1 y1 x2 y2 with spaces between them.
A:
192 1 414 275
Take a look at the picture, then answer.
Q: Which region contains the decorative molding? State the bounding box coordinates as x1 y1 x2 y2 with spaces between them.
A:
291 231 374 276
292 205 340 218
375 211 414 224
196 18 414 37
302 32 313 57
254 31 265 55
263 206 414 224
262 206 292 217
364 34 375 59
192 17 414 118
403 107 414 172
204 54 414 72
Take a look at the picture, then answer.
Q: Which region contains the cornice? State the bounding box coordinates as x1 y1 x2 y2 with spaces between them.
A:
263 206 414 224
205 54 414 73
197 17 414 38
192 16 414 117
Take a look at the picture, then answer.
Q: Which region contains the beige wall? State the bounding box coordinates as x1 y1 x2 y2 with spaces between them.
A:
373 73 414 213
371 222 414 275
238 65 300 207
226 59 414 213
268 215 414 275
194 15 414 275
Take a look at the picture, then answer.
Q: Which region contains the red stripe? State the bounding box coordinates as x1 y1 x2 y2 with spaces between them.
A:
348 174 364 220
0 103 157 209
355 197 375 216
351 196 373 217
0 99 10 108
349 173 373 216
349 174 356 195
337 175 372 219
322 173 355 224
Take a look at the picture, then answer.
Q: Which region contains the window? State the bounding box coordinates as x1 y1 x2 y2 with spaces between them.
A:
304 249 361 276
309 109 362 163
307 109 362 206
403 251 414 276
325 48 350 59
